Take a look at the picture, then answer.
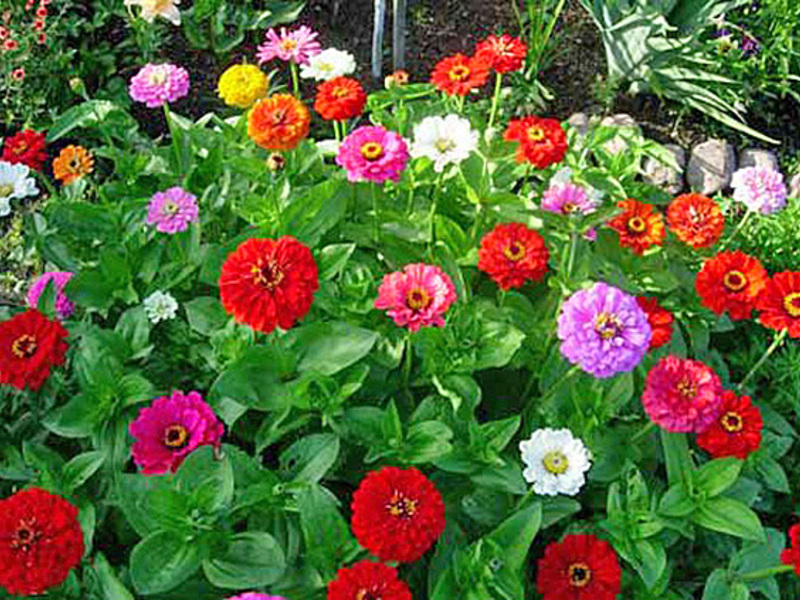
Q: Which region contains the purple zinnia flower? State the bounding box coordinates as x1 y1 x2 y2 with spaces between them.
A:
26 271 74 320
336 125 410 184
226 594 286 600
557 282 652 378
541 168 601 215
146 186 199 233
256 26 321 65
731 166 788 214
129 63 190 108
741 32 760 56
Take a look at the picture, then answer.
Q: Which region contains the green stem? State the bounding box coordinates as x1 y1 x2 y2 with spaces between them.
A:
290 62 300 98
738 564 794 582
333 120 341 142
738 329 788 390
488 72 504 130
631 421 657 443
163 103 183 177
402 333 413 392
565 229 578 285
722 209 753 250
371 183 380 244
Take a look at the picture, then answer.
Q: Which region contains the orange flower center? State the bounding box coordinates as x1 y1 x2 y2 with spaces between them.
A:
386 491 418 520
280 38 298 51
163 424 190 449
721 411 744 433
723 270 748 292
331 86 350 99
251 260 285 291
271 108 288 126
12 142 27 155
562 202 577 214
161 200 180 216
676 377 697 400
627 216 647 234
783 292 800 318
406 287 432 311
527 126 545 142
594 312 623 340
568 562 592 588
356 590 381 600
503 241 526 261
11 334 37 359
360 142 384 161
448 65 471 81
11 518 41 551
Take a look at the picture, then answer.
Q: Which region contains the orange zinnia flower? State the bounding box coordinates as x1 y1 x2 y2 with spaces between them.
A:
667 193 725 249
608 199 666 255
757 271 800 338
314 77 367 121
247 93 310 151
503 116 567 169
430 53 490 96
52 145 94 185
695 251 768 320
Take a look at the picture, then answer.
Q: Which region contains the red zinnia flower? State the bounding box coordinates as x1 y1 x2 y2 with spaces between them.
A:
0 309 68 391
696 390 762 459
33 18 45 31
0 488 84 596
757 271 800 338
430 53 490 96
2 129 47 171
475 34 528 73
0 26 8 40
536 534 621 600
327 561 411 600
636 296 674 349
314 76 367 121
351 466 445 563
607 199 666 255
478 222 550 290
667 193 725 249
695 251 768 321
218 236 319 334
35 6 47 17
3 39 19 51
504 116 567 169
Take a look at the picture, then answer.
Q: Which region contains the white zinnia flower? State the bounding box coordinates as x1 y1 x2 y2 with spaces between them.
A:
410 115 478 173
300 48 356 81
519 428 592 496
125 0 181 26
0 160 39 218
143 291 178 323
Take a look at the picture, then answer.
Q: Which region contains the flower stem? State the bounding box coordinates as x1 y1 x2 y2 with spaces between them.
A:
371 183 380 243
163 103 183 177
631 421 657 443
290 62 300 98
488 72 504 130
738 564 793 582
333 120 341 142
738 329 788 391
721 208 753 250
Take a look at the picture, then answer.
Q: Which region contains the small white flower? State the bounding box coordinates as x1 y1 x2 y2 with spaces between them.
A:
410 115 478 173
315 139 341 156
300 48 356 81
125 0 181 25
0 160 39 217
143 291 178 324
519 428 592 496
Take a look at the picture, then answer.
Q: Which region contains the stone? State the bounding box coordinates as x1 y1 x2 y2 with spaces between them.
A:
686 139 736 195
738 148 779 171
567 112 589 136
790 173 800 199
599 113 638 155
643 144 686 194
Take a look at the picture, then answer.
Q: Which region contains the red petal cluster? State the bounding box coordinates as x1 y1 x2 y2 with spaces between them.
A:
2 129 47 171
475 34 528 73
478 222 550 290
696 390 762 459
430 53 490 96
607 199 666 255
695 251 768 320
757 271 800 338
327 561 411 600
503 116 567 169
636 296 674 349
667 193 725 249
314 76 367 121
0 309 68 391
536 534 621 600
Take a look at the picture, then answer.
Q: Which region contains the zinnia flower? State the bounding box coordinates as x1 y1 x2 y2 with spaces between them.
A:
696 391 762 459
384 69 409 88
225 593 285 600
374 263 457 332
129 63 190 108
256 26 321 65
219 236 319 334
300 48 356 81
146 186 199 234
477 222 549 290
557 282 652 378
314 77 367 121
327 561 411 600
217 64 269 108
731 166 788 215
125 0 181 25
143 291 179 324
336 125 409 184
666 193 725 249
409 114 478 173
52 145 94 186
1 129 47 171
695 251 768 320
520 428 592 496
430 53 490 96
536 534 621 600
504 116 567 169
0 309 68 391
475 33 528 73
351 466 446 563
641 355 723 433
247 93 311 151
607 199 666 255
129 390 224 475
0 160 38 217
27 271 74 320
0 488 84 596
757 271 800 338
781 520 800 575
540 168 600 216
636 296 673 350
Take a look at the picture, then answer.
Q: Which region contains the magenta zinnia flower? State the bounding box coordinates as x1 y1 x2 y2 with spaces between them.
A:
642 356 723 433
129 63 190 108
129 390 224 475
27 271 74 320
731 166 788 215
541 182 598 215
336 125 410 184
226 594 286 600
557 282 652 378
375 263 457 332
256 25 321 65
146 186 199 234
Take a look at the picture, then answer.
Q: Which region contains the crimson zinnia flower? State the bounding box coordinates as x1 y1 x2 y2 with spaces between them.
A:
504 116 567 169
314 76 367 121
351 466 445 563
219 236 319 334
430 53 490 96
478 222 549 290
696 390 762 459
757 271 800 338
327 561 411 600
536 534 621 600
607 199 666 255
475 34 528 73
782 520 800 575
2 129 47 171
0 488 84 596
636 296 674 349
667 193 725 249
695 251 768 321
0 309 68 391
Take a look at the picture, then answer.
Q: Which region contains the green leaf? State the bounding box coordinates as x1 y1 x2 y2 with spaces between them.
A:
658 483 695 517
93 552 135 600
202 531 285 589
702 568 750 600
174 446 234 513
661 431 694 487
474 318 525 370
318 243 356 280
184 297 229 335
295 321 378 376
210 346 296 413
280 434 340 483
755 456 790 493
130 530 201 595
296 484 354 577
486 501 543 573
694 457 743 497
403 421 454 464
62 451 105 492
693 497 766 542
47 100 122 141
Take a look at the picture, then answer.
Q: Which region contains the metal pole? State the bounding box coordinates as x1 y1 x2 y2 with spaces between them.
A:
372 0 387 80
392 0 407 72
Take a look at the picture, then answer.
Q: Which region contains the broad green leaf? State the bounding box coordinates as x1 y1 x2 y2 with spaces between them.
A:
62 451 105 492
93 552 135 600
279 434 340 483
130 530 201 595
296 484 354 577
47 100 122 141
202 532 286 588
694 457 743 497
693 497 765 542
184 297 229 335
295 321 378 376
486 501 542 573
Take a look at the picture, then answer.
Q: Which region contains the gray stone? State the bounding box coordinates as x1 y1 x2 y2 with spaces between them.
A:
600 113 638 155
790 173 800 199
739 148 779 171
686 139 736 195
567 112 589 136
643 144 686 194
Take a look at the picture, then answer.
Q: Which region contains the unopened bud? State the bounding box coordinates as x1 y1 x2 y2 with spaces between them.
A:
266 153 285 172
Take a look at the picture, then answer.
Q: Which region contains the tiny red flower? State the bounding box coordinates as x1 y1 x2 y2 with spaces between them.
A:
2 129 47 171
478 222 549 290
327 561 411 600
667 193 725 249
10 67 25 81
37 32 46 45
0 26 8 40
314 76 367 121
0 309 68 391
33 18 45 31
607 199 666 255
536 534 621 600
3 38 19 51
695 251 768 321
504 116 567 169
35 6 47 17
696 390 762 459
351 466 445 563
757 271 800 338
475 33 528 73
636 296 674 349
782 520 800 574
430 53 490 96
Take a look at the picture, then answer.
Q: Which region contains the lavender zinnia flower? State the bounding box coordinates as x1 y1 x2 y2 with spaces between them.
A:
731 166 788 215
557 282 652 378
256 26 321 65
129 63 190 108
147 186 199 233
741 32 760 56
540 169 601 216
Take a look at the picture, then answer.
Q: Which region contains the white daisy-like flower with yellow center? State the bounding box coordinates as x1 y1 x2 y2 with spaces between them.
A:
125 0 181 26
143 291 179 324
519 428 591 496
410 114 478 173
0 160 39 218
300 48 356 81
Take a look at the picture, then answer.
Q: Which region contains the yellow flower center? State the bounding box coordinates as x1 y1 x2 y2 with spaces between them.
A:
676 378 697 400
627 216 647 233
331 86 350 99
143 0 172 11
148 67 168 86
594 312 623 340
721 411 744 433
568 562 592 588
449 65 470 81
356 590 380 600
542 450 569 474
251 260 284 291
527 126 545 142
723 270 747 292
0 184 14 197
503 241 526 261
11 334 37 359
360 142 384 161
783 292 800 318
562 202 577 214
163 424 190 449
161 200 180 216
280 38 298 51
435 138 455 153
386 491 418 520
406 287 432 311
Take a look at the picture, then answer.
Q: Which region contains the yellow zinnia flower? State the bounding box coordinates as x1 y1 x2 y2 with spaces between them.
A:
218 64 270 109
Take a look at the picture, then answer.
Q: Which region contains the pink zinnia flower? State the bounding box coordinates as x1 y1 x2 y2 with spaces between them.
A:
256 25 321 65
226 594 285 600
374 263 457 332
129 63 190 108
146 186 199 234
336 125 409 184
642 355 723 433
27 271 74 320
731 166 788 215
129 390 224 475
